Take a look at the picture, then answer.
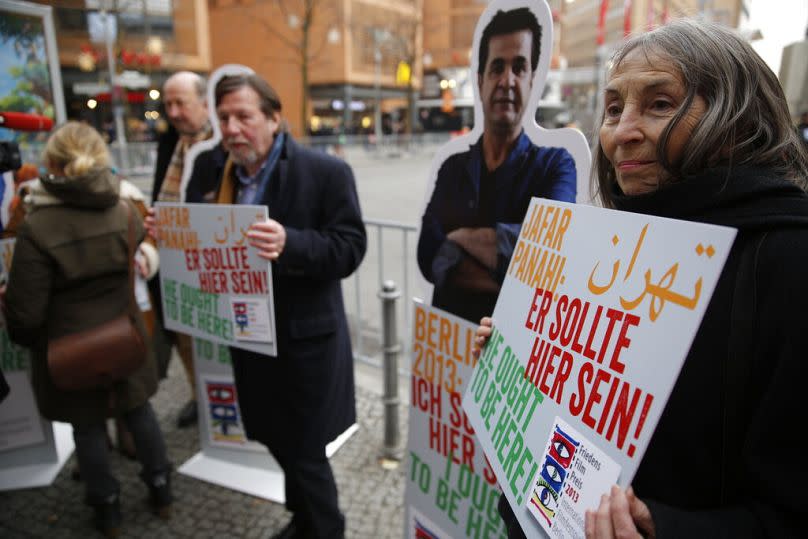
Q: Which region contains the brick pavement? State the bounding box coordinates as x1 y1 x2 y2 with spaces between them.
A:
0 358 409 538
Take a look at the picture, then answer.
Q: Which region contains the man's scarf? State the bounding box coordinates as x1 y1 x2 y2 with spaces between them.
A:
157 124 212 202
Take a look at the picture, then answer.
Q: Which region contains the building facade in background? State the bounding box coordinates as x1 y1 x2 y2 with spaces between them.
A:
780 36 808 119
33 0 211 142
208 0 423 137
34 0 754 140
557 0 743 134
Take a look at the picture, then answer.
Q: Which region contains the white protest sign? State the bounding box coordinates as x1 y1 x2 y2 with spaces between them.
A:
0 371 45 452
462 198 736 537
0 238 44 453
155 203 277 356
404 302 506 539
178 337 358 502
199 371 264 451
0 238 74 489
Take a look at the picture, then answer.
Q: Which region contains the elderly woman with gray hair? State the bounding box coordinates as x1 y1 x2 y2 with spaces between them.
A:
481 18 808 539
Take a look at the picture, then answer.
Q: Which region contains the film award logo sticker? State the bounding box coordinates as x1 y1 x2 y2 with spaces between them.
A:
527 417 621 538
229 297 273 343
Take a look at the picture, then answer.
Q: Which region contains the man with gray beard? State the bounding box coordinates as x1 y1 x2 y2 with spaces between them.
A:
152 73 366 539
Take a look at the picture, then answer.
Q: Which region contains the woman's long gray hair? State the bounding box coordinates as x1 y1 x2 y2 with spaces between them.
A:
594 18 808 207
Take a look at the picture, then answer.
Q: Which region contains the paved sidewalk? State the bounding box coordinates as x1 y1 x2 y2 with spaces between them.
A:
0 359 409 538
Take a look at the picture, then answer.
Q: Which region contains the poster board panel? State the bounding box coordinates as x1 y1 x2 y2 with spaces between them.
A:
193 338 266 455
0 0 65 231
0 237 73 488
179 337 358 502
403 302 507 539
0 0 66 145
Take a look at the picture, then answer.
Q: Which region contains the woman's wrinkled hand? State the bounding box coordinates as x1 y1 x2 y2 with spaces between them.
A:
585 486 655 539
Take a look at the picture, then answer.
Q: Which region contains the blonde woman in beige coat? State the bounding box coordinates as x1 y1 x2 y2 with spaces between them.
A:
2 122 171 538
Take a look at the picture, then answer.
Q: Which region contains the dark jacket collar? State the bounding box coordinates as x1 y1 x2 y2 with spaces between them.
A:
612 166 808 232
218 132 295 212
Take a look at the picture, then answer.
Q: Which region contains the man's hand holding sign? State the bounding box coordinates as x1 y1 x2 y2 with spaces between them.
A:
148 207 284 263
246 219 286 261
153 202 277 355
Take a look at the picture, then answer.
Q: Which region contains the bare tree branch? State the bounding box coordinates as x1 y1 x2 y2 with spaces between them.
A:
259 17 302 54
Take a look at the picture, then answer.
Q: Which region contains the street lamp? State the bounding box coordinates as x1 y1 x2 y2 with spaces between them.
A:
146 36 164 56
99 2 128 168
88 3 126 148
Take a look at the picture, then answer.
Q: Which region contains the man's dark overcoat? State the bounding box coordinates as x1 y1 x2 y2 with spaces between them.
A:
147 127 178 345
187 136 366 458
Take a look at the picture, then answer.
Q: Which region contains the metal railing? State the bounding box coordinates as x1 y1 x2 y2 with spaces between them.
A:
348 223 417 460
107 142 158 177
301 132 451 159
344 217 419 368
17 132 450 174
18 141 159 178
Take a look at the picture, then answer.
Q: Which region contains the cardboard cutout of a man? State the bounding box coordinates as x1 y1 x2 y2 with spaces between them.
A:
417 6 580 324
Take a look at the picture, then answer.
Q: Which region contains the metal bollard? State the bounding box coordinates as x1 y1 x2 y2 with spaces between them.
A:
378 280 401 464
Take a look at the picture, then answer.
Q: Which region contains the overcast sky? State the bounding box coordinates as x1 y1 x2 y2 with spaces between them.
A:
740 0 808 74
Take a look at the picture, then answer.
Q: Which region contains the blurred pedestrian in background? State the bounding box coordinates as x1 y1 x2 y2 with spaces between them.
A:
1 122 171 538
150 71 213 429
